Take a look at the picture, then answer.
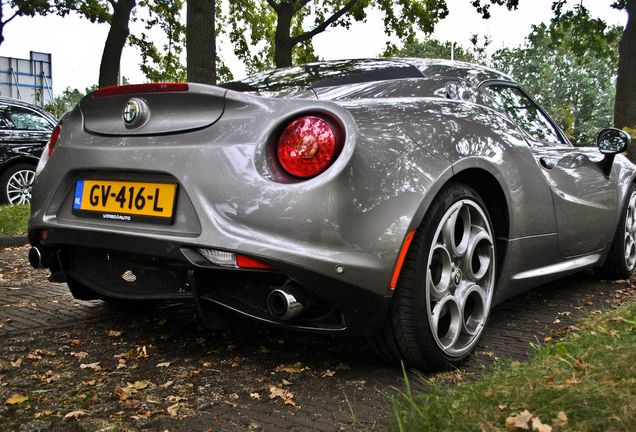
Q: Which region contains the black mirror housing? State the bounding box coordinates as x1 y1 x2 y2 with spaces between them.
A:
597 128 631 154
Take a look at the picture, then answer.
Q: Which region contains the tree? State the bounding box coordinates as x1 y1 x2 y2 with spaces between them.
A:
99 0 136 87
492 7 621 146
44 85 97 117
225 0 519 73
186 0 215 84
130 0 187 82
1 0 81 47
389 35 492 63
613 0 636 152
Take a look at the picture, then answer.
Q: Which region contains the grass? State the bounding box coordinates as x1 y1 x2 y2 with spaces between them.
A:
391 302 636 432
0 204 30 235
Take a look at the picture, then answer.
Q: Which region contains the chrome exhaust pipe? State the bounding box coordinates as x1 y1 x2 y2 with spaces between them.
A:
267 288 304 321
28 247 43 269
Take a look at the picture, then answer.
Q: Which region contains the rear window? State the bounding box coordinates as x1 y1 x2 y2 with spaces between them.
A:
222 59 423 93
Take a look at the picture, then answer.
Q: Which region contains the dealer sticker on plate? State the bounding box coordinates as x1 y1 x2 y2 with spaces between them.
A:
72 179 177 223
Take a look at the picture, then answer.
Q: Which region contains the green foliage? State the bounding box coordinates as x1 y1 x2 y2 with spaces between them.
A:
389 35 492 64
223 0 520 73
8 0 110 22
492 6 620 146
44 86 95 118
0 204 30 235
129 0 187 82
391 302 636 431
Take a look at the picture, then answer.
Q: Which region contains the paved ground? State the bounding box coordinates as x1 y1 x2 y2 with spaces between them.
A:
0 244 634 431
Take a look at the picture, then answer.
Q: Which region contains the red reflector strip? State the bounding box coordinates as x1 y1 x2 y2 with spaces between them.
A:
237 254 272 270
93 82 189 97
390 230 416 289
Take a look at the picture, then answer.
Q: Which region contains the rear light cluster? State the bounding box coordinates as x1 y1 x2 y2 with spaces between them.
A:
276 115 343 179
93 82 189 98
36 124 62 175
197 248 272 270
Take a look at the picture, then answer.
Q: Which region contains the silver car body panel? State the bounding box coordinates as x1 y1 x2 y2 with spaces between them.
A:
28 59 636 330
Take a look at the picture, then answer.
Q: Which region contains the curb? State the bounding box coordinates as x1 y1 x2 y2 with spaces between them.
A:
0 235 28 248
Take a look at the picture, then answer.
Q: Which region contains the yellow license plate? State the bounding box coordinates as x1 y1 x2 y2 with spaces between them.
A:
72 179 177 223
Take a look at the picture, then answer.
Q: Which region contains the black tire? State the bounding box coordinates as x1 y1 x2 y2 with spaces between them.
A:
0 163 36 205
371 182 496 370
596 185 636 280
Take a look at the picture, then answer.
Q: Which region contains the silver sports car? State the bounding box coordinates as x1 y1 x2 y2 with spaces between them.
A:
28 59 633 370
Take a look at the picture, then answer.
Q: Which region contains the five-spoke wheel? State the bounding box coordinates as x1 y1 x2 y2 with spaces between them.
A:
597 185 636 280
372 183 496 370
426 199 494 357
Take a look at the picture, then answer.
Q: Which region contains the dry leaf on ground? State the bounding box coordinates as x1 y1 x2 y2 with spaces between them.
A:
506 410 533 430
275 362 310 374
64 410 88 420
269 386 296 406
5 394 28 405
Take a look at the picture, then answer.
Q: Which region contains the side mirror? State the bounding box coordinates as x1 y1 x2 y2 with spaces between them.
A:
597 128 632 175
598 128 631 154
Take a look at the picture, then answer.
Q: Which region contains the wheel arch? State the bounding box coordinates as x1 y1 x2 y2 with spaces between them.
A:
0 156 39 177
407 165 510 285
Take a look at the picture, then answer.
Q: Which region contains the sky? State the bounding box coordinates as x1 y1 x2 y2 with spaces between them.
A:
0 0 627 97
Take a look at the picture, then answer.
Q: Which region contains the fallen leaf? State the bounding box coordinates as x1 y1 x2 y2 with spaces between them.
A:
135 346 149 359
250 392 261 400
545 376 554 385
553 411 568 427
161 381 174 388
506 410 533 430
281 379 292 386
275 362 310 374
166 395 186 403
321 369 335 378
228 393 239 400
10 358 22 368
5 394 28 405
71 352 89 360
126 380 151 390
115 387 131 401
532 417 552 432
167 403 180 417
131 410 152 420
70 339 82 345
107 330 122 337
64 410 88 420
34 409 53 418
27 350 43 361
79 362 102 372
156 361 172 368
269 386 296 406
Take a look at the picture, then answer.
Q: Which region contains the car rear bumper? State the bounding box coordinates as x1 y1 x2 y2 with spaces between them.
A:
29 227 391 335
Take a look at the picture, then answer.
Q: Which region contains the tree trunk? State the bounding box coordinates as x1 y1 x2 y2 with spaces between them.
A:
616 0 636 160
187 0 216 85
98 0 136 88
273 4 294 68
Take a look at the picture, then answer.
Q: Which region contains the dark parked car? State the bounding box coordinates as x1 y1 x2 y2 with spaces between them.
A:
28 59 634 370
0 97 56 205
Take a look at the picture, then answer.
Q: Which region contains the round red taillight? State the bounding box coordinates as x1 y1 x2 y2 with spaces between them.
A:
277 115 342 178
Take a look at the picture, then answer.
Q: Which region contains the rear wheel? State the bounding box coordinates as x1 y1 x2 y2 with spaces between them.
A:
372 183 496 370
0 163 36 205
596 185 636 280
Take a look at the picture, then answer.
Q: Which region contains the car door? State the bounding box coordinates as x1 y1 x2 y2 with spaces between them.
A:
481 82 617 257
1 104 53 147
